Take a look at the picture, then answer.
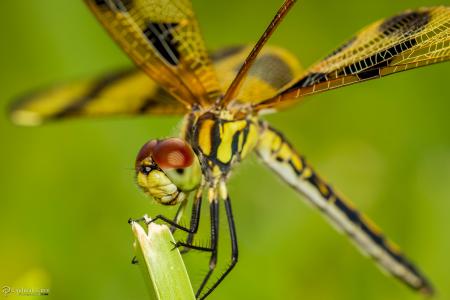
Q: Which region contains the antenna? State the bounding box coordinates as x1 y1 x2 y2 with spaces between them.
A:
219 0 297 107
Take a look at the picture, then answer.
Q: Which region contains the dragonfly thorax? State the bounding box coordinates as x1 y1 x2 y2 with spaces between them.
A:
190 110 260 180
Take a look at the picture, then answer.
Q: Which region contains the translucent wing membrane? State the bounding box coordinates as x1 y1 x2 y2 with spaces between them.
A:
9 46 300 125
9 69 185 126
213 45 302 104
255 6 450 111
220 0 296 106
85 0 221 107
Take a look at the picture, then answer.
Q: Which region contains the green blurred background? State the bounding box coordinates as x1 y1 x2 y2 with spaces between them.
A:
1 1 449 299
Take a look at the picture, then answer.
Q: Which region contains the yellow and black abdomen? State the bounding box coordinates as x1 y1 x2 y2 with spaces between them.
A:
192 112 259 177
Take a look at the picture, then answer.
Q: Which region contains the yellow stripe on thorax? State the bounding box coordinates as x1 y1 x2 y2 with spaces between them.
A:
217 120 247 163
241 121 259 158
196 113 259 170
197 119 215 156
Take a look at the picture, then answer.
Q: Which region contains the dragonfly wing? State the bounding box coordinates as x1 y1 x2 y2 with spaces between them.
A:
255 6 450 111
9 46 261 126
85 0 221 107
9 68 185 126
256 121 434 295
213 45 302 104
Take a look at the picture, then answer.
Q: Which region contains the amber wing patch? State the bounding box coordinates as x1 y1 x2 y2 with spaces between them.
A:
9 47 270 125
213 45 303 104
85 0 221 107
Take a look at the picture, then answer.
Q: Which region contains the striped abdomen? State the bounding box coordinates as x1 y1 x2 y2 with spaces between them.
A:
256 121 433 295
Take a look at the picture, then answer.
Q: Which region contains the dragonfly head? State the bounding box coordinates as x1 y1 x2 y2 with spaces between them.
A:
135 138 202 205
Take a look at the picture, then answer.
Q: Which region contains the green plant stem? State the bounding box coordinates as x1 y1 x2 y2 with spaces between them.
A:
132 216 195 300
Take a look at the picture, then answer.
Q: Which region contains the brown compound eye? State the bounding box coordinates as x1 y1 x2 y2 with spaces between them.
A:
135 140 157 169
152 138 194 169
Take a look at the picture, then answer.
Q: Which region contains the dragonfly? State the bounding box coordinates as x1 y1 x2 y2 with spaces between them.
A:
9 0 450 299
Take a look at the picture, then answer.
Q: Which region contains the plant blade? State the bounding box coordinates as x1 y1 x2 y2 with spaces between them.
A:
132 218 195 300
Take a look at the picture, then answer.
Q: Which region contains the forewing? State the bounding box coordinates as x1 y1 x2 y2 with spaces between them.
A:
255 6 450 111
9 47 263 126
85 0 221 107
9 68 185 126
212 45 303 104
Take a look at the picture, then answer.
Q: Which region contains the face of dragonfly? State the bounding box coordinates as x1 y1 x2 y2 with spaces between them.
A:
135 138 202 205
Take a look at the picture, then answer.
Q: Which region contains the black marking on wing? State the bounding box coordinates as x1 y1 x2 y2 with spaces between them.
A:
344 38 417 79
280 11 431 94
143 22 181 66
137 88 181 113
324 36 357 59
210 45 246 62
55 69 135 118
380 11 430 37
286 72 328 91
248 54 294 89
137 97 160 113
94 0 132 12
356 64 385 80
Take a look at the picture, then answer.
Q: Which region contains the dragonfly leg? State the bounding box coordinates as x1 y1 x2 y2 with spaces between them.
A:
180 189 204 254
198 183 238 300
130 188 204 263
169 197 189 233
148 187 203 234
194 188 220 298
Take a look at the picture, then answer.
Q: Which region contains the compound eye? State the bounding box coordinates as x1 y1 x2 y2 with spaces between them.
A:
152 138 194 169
135 140 157 168
140 165 152 175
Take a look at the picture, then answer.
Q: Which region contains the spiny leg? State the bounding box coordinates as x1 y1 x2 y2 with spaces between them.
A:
146 187 204 234
170 197 188 233
198 183 238 300
131 188 204 264
171 188 220 294
256 121 434 295
195 188 220 298
180 188 204 254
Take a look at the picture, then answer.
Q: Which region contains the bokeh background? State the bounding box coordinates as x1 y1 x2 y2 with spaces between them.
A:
1 1 449 299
